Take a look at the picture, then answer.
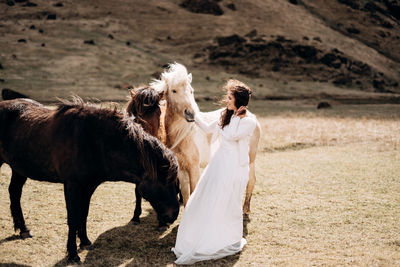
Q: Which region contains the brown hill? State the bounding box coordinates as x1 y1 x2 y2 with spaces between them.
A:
0 0 399 102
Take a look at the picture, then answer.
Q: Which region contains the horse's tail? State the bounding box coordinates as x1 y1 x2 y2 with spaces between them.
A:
0 103 3 146
0 108 3 165
0 99 10 160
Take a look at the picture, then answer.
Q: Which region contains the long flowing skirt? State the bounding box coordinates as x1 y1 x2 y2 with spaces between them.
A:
172 143 249 265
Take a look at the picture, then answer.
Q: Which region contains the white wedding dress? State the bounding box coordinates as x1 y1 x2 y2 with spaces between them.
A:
172 113 257 265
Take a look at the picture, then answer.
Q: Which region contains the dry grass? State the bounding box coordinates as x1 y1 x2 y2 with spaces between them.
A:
261 115 400 152
0 103 399 266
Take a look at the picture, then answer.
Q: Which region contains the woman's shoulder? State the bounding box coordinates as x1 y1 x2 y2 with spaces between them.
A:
239 115 257 130
240 114 257 124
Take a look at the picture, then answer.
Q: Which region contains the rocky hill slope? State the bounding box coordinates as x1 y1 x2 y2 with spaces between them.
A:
0 0 399 102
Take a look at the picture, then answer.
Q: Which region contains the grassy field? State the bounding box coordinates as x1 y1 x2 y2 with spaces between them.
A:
0 102 399 266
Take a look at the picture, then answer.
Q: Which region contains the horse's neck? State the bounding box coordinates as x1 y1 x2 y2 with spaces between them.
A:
164 109 194 149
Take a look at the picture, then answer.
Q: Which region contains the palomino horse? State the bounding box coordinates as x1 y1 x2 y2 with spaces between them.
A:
0 96 179 263
151 63 261 213
151 64 200 206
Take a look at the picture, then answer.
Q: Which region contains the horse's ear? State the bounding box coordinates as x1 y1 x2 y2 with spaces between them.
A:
130 89 136 99
188 73 192 84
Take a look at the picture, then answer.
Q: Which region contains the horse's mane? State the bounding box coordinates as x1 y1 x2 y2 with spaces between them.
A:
126 86 160 133
150 62 191 94
54 97 177 184
150 63 198 149
126 86 160 116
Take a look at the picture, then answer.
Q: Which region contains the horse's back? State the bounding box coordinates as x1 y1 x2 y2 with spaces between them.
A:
0 100 119 181
0 99 46 135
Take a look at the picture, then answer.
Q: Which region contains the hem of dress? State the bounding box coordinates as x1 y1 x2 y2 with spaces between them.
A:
172 238 247 265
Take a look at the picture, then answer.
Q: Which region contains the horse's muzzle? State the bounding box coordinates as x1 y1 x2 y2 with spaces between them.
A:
184 109 195 122
161 207 179 224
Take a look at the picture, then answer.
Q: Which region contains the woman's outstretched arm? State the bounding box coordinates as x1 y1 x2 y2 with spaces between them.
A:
194 113 219 134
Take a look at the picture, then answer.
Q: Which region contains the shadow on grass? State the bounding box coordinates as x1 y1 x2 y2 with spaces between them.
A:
52 208 167 266
0 234 22 245
52 207 243 266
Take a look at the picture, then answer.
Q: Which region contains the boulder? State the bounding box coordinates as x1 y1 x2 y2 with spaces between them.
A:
317 102 332 109
180 0 223 16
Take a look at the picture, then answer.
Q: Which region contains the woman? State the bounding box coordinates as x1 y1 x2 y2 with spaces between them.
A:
172 79 257 265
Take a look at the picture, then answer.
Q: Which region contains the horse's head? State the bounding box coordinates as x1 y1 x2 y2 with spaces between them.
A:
151 63 199 123
126 86 163 137
137 178 180 225
136 138 180 225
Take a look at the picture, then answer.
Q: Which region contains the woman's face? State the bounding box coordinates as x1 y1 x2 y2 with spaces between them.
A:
226 91 236 111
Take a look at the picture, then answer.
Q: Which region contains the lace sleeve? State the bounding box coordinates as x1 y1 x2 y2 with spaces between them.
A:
194 113 218 134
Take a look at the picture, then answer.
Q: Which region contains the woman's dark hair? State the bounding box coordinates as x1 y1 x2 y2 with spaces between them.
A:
219 79 252 129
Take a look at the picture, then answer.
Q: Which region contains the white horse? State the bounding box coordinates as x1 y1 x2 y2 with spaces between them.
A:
151 63 261 214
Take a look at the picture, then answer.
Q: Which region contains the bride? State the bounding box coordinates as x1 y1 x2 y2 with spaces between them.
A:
172 79 257 265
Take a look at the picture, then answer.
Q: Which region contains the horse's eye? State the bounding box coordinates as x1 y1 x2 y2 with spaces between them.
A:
172 90 177 93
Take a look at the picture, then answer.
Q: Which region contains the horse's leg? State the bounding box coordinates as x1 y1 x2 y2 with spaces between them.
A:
8 170 31 238
188 164 200 194
179 169 190 207
64 181 83 263
243 162 256 215
130 185 142 225
77 184 97 250
173 177 183 204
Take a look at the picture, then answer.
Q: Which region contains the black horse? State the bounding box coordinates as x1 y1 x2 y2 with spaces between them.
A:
126 87 169 227
0 97 179 263
1 88 174 229
125 87 184 227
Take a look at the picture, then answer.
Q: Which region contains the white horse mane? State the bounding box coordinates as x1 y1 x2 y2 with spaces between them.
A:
150 63 197 149
150 63 192 94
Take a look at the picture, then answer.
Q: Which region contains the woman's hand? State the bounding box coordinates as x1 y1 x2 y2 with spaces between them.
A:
236 106 247 118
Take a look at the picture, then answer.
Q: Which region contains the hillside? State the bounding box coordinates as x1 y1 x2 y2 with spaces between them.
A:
0 0 399 102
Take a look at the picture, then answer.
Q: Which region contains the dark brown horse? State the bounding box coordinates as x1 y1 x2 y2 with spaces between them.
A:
0 96 179 263
126 87 173 227
126 86 163 138
1 88 171 228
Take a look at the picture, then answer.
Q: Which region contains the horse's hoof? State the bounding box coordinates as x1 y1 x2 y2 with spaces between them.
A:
130 219 140 225
79 240 93 250
157 225 168 232
20 231 33 239
79 244 94 251
67 255 81 265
